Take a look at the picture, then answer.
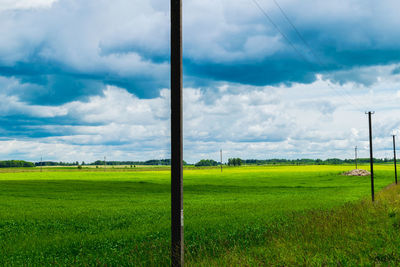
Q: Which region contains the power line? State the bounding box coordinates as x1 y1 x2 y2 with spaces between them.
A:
272 0 322 66
251 0 310 64
271 0 368 111
251 0 368 111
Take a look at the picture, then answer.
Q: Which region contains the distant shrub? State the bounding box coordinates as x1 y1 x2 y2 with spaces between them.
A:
77 165 82 169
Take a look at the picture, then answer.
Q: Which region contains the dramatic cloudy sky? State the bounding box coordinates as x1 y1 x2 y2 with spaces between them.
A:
0 0 400 163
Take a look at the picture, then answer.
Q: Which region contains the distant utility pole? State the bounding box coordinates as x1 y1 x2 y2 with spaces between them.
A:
366 111 375 202
40 156 43 172
104 156 106 172
171 0 184 266
393 135 398 184
220 149 223 173
355 146 358 169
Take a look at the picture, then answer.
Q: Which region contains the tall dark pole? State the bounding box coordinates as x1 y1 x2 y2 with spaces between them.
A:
355 146 357 169
366 111 375 202
171 0 183 266
40 156 43 172
393 135 398 185
104 156 106 172
220 149 223 172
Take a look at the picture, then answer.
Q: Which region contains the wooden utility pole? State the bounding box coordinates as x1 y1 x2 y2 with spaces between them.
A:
220 149 223 172
171 0 184 265
104 156 106 172
366 111 375 201
40 156 43 172
355 146 357 169
393 135 398 184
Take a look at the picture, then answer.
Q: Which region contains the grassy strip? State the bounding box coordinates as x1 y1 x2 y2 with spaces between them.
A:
192 184 400 266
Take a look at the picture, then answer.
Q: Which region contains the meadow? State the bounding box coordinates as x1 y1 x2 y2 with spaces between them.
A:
0 164 399 265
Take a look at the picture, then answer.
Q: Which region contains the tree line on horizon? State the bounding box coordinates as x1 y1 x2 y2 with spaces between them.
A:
194 158 243 167
33 159 188 167
194 157 395 167
0 157 396 168
0 160 35 168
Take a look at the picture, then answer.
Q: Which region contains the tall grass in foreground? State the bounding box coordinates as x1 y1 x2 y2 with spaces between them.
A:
192 184 400 266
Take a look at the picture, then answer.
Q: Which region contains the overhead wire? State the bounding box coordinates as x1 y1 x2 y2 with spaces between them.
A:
250 0 369 112
271 0 369 112
250 0 309 64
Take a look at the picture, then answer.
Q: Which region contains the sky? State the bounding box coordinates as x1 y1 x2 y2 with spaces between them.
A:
0 0 400 163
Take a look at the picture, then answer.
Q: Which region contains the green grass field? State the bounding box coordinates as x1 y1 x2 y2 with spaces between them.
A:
0 164 399 265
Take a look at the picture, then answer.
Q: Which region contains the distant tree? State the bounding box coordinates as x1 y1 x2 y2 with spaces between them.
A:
195 159 219 167
228 158 242 166
325 158 341 165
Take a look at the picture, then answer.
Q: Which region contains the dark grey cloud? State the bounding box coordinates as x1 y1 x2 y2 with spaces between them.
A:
0 0 170 104
1 0 400 105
